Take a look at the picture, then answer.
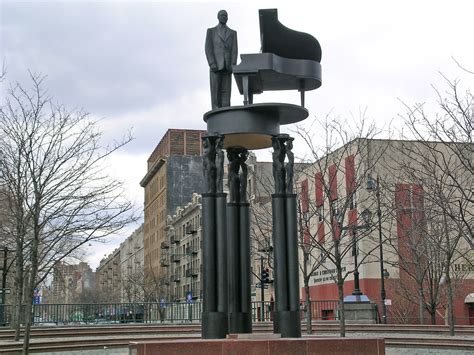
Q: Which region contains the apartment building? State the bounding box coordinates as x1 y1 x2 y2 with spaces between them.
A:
140 129 206 282
96 248 121 302
119 225 144 302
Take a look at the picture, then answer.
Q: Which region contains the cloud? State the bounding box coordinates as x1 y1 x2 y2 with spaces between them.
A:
2 0 474 267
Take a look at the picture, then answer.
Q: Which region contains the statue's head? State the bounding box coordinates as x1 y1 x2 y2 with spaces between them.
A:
217 10 228 25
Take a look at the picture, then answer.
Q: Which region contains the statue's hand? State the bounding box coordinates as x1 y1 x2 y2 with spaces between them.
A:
210 64 218 72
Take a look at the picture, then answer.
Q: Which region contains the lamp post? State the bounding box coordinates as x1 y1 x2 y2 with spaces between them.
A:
367 175 388 324
260 255 265 321
257 246 273 322
342 209 372 297
0 247 9 326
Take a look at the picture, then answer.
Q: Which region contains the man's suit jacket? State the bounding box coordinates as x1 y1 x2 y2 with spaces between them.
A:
205 25 238 72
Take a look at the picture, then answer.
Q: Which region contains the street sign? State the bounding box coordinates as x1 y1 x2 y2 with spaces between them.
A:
255 283 269 289
384 299 392 306
160 298 166 308
0 289 10 294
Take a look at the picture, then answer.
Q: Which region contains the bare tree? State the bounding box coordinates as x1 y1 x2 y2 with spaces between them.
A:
295 113 386 337
297 198 324 334
385 195 446 325
0 73 137 353
121 270 145 303
395 70 473 335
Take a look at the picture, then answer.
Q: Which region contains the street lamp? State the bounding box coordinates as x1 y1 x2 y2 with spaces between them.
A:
367 174 388 324
342 208 372 297
257 246 273 322
354 208 371 296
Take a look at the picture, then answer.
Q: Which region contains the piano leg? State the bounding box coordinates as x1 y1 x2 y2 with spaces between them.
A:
299 80 305 107
242 76 249 105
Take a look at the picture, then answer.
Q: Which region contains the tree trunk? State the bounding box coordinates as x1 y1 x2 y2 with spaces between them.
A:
430 308 436 325
304 277 312 334
418 287 424 324
22 273 37 354
22 221 40 354
337 278 345 337
13 235 24 341
446 273 455 336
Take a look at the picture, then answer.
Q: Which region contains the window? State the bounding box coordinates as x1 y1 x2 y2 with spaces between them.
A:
331 201 340 218
317 205 324 222
322 309 335 320
300 179 309 213
328 164 338 201
348 191 357 210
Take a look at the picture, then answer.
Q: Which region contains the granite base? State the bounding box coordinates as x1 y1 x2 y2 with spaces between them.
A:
129 336 385 355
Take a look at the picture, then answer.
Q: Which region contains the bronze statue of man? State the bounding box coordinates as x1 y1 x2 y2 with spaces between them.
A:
205 10 238 110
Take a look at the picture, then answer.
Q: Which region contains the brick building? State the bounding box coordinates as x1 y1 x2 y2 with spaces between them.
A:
51 262 95 303
140 129 206 281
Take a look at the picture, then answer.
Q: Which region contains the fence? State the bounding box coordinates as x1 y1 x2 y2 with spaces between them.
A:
0 300 339 326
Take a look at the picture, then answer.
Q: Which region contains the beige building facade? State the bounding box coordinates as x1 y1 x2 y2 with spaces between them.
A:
163 193 202 302
96 248 121 303
119 225 144 302
298 138 473 324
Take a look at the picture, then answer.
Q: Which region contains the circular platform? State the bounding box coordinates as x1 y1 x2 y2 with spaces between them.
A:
203 103 308 150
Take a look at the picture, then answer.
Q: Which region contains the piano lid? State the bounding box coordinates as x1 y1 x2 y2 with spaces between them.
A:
259 8 322 63
232 8 322 106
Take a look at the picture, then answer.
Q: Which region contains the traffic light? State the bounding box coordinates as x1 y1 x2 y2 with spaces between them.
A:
261 268 270 284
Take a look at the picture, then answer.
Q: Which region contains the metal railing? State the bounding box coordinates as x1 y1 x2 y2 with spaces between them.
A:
0 300 340 326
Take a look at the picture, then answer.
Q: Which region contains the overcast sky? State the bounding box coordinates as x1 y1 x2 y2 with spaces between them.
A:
1 0 473 269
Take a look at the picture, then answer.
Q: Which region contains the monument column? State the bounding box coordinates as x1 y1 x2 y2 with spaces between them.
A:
201 135 228 339
271 135 301 338
226 147 252 334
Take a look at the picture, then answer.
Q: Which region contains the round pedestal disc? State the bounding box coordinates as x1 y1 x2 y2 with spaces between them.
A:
203 103 308 150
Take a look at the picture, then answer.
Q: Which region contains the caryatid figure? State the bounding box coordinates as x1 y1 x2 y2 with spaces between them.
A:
272 137 286 194
285 138 295 194
202 136 217 193
215 135 225 193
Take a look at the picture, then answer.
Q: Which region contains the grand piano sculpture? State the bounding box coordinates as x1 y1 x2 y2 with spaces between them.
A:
201 9 322 339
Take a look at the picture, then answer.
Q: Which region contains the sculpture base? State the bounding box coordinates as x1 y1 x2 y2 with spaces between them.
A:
344 301 378 324
129 337 385 355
